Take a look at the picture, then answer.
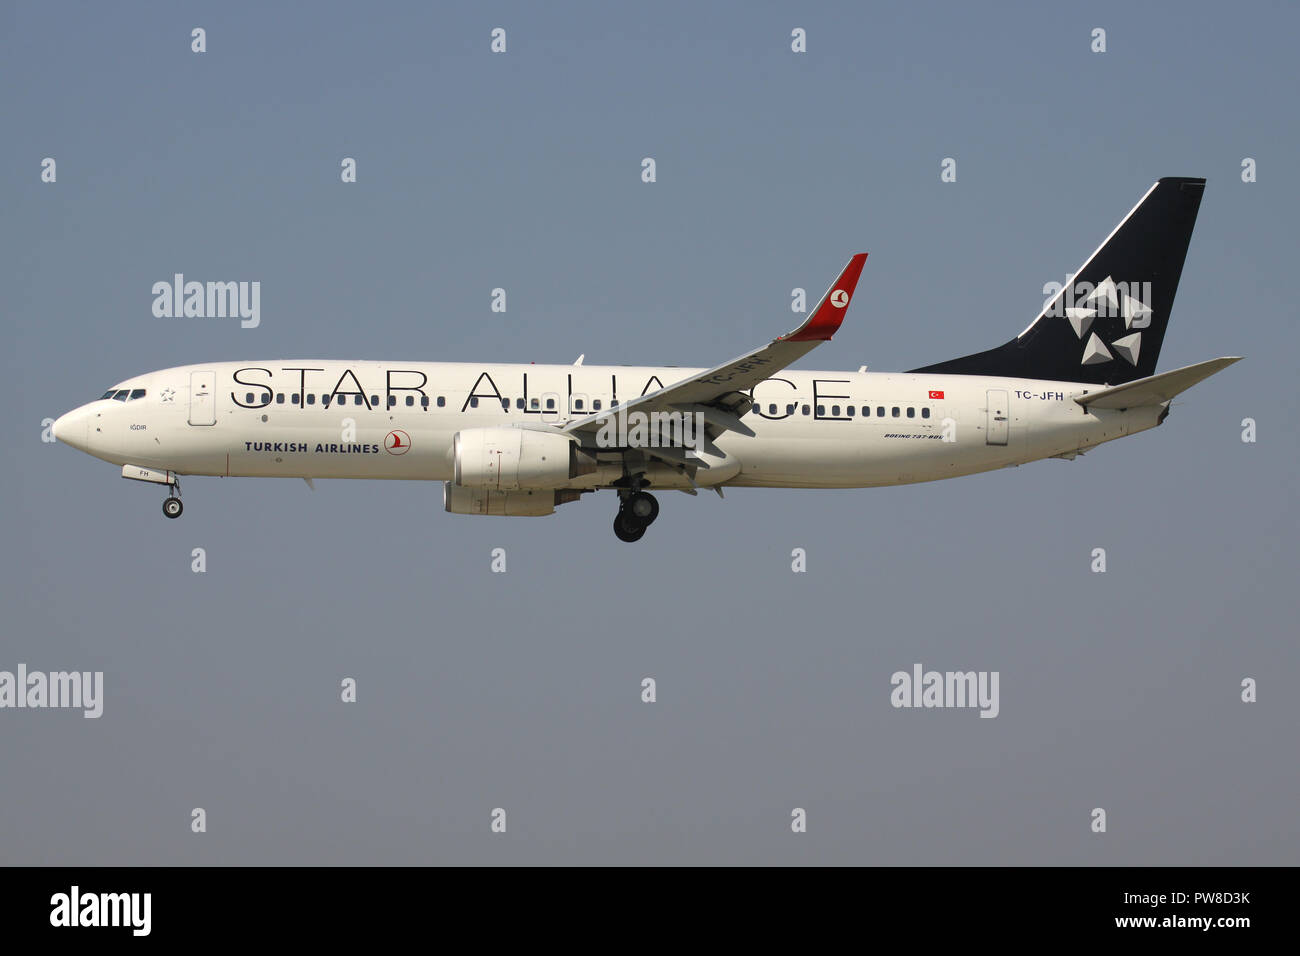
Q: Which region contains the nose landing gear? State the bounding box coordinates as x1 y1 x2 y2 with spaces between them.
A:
613 490 658 542
121 465 186 518
162 476 183 519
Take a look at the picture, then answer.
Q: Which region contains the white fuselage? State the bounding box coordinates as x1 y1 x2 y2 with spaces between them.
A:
54 360 1164 491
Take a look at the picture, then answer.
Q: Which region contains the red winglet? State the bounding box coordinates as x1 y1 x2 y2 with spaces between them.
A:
783 253 868 342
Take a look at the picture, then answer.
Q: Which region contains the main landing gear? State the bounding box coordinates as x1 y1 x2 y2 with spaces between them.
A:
613 490 659 542
162 476 183 519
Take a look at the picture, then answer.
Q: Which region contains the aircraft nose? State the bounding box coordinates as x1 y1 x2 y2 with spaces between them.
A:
52 406 91 452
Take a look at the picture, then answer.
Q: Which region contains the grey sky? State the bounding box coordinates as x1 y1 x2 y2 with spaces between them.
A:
1 1 1296 864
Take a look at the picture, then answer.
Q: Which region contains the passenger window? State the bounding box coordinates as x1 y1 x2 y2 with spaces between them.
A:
321 394 330 405
831 405 840 416
862 406 870 416
470 397 479 408
515 398 524 409
545 398 555 410
877 407 885 417
370 395 379 407
292 394 300 405
907 407 915 418
307 394 316 405
573 399 584 410
802 405 810 415
421 396 429 408
892 407 900 417
130 388 146 400
786 404 796 415
768 404 776 415
847 406 855 417
437 396 446 408
531 398 539 409
245 393 255 404
816 405 825 416
275 393 285 404
388 396 396 408
922 408 930 419
405 396 414 406
593 400 602 411
501 398 509 410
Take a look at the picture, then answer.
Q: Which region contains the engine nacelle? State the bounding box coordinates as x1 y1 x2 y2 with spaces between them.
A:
443 483 582 516
453 427 595 490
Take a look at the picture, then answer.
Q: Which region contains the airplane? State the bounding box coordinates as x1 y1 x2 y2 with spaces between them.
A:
52 177 1240 542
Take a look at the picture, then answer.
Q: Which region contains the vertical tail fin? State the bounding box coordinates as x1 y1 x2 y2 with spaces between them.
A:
911 177 1206 385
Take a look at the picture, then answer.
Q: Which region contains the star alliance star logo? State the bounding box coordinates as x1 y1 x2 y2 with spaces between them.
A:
160 388 175 403
1062 276 1152 367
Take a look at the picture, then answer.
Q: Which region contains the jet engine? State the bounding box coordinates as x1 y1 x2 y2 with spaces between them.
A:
453 427 596 490
443 483 583 516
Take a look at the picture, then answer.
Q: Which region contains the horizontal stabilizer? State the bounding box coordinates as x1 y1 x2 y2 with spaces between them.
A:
1075 357 1242 409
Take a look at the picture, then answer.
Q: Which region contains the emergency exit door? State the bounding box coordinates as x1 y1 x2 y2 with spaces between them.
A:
985 389 1009 446
189 371 216 425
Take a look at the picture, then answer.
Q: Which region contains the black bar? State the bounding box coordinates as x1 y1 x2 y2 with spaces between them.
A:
0 866 1276 941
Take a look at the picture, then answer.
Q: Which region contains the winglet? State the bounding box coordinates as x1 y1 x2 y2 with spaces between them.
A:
782 253 868 342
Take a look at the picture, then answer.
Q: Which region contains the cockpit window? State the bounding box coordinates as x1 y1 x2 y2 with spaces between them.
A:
113 390 130 401
100 390 116 400
130 388 146 400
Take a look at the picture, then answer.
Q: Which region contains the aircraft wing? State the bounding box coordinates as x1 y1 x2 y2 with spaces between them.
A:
564 254 868 445
1074 356 1242 409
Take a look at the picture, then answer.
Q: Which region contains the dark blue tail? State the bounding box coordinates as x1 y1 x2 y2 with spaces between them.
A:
911 177 1206 386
